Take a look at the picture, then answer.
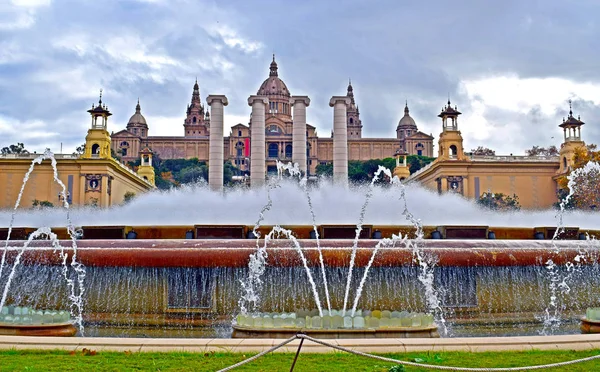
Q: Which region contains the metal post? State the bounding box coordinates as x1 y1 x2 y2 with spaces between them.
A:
289 336 305 372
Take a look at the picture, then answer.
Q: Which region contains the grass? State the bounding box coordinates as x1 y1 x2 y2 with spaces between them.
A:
0 349 599 371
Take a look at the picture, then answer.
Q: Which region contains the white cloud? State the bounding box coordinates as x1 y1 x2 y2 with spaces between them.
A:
206 24 263 53
11 0 51 7
0 0 50 30
460 75 600 115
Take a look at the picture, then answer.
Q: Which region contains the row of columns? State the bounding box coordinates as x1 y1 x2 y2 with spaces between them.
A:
206 94 349 191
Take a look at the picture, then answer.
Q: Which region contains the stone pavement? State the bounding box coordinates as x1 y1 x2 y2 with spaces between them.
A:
0 334 600 353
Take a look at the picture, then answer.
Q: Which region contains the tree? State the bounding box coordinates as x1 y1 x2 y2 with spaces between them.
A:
123 191 136 204
409 157 421 174
110 148 121 161
470 146 496 156
1 143 28 155
32 199 53 209
525 145 559 156
315 162 333 177
556 145 600 210
175 165 208 184
477 192 521 211
315 156 435 182
74 143 85 155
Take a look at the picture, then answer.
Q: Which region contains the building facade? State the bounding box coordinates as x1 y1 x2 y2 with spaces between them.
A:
111 56 434 175
408 100 586 209
0 94 155 209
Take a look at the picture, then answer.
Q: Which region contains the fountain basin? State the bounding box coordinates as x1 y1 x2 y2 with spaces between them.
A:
0 322 76 337
3 239 597 268
581 318 600 334
231 324 440 339
1 238 598 337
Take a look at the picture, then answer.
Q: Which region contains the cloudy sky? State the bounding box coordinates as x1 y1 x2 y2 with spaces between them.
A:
1 0 599 155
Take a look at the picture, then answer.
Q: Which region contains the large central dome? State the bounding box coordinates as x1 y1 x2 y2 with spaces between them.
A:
257 55 291 97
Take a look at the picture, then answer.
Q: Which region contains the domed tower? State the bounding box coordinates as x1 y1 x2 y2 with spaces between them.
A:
82 90 112 160
346 79 362 139
257 55 292 120
256 55 293 165
557 100 586 174
184 79 210 137
396 101 418 141
126 99 148 138
437 99 466 161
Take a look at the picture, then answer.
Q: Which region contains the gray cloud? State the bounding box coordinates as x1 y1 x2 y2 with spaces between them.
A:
1 0 599 154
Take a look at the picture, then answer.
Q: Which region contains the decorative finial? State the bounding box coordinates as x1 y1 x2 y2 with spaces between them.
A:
99 89 103 104
447 92 451 105
269 53 278 76
404 100 409 115
568 99 573 116
136 98 141 113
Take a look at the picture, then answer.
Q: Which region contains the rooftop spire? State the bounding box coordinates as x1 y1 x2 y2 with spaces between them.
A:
135 98 141 113
269 54 278 77
404 100 409 115
568 99 573 117
99 89 103 105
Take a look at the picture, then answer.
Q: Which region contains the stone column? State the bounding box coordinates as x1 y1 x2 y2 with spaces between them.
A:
207 95 228 192
248 95 269 187
329 96 351 186
290 96 310 175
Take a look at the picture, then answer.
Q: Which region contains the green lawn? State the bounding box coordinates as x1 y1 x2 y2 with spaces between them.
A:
0 349 599 371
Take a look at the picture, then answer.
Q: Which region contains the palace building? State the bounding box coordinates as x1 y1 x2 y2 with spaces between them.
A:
111 56 434 175
406 100 586 209
0 93 155 209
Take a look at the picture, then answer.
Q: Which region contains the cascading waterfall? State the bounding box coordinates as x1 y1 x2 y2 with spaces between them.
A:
277 161 332 315
238 178 280 314
0 149 86 333
341 166 391 316
399 179 449 336
541 161 600 334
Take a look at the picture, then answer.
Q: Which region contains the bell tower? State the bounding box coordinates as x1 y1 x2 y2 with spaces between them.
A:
437 99 466 161
346 79 362 139
137 147 156 186
82 89 113 160
557 100 586 174
184 79 210 137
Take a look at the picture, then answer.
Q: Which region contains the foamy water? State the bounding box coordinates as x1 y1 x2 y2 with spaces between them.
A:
1 179 599 229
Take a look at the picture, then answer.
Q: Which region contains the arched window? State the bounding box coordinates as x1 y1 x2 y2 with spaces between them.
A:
268 143 279 158
449 145 458 157
120 141 129 147
416 142 424 156
91 144 100 155
238 130 242 137
563 157 567 169
349 118 354 124
193 117 197 123
285 144 292 158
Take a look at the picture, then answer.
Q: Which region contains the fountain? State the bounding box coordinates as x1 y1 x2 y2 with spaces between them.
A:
0 153 600 339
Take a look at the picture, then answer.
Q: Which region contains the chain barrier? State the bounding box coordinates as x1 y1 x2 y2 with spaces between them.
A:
216 333 600 372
